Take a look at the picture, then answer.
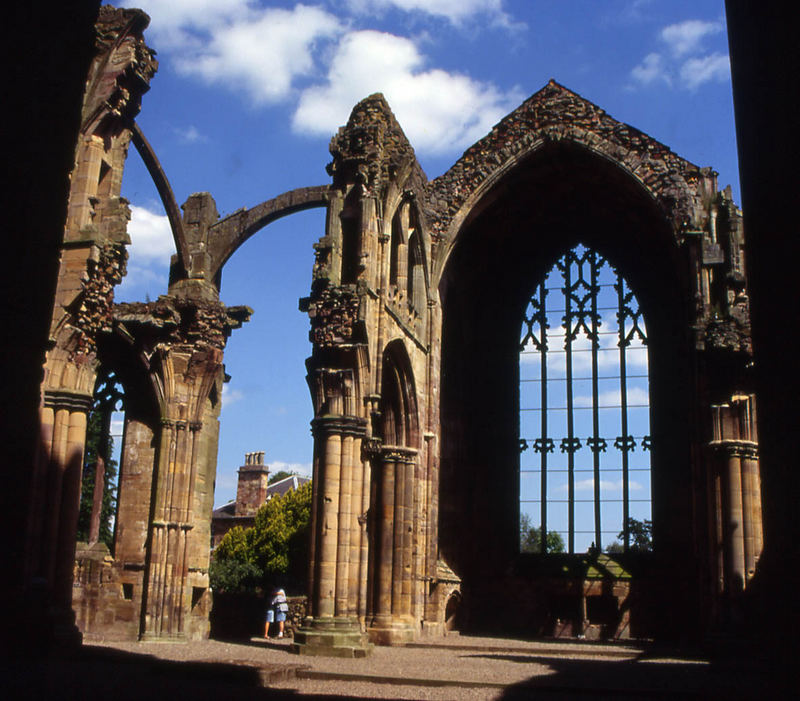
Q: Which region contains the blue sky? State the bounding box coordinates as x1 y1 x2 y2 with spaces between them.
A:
110 0 737 508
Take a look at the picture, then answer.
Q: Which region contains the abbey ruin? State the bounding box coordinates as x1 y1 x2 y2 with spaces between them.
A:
6 4 796 663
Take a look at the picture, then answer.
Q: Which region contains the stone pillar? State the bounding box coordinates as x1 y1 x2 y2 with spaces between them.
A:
294 414 371 657
708 399 762 617
27 391 94 645
140 340 227 640
367 447 417 645
724 446 746 593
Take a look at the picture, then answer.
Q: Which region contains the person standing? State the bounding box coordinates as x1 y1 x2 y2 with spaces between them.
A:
269 587 289 638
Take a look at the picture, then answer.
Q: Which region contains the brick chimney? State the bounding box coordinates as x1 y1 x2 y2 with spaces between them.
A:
235 451 269 516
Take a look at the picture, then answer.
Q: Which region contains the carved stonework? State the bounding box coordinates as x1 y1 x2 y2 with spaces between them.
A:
426 80 712 240
306 286 362 347
114 296 251 351
328 94 426 196
69 241 128 359
84 7 157 136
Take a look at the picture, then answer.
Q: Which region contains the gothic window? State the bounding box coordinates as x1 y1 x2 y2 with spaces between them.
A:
519 244 651 554
389 204 408 288
407 228 426 311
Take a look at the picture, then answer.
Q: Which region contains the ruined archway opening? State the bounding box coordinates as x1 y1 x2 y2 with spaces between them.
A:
438 142 697 640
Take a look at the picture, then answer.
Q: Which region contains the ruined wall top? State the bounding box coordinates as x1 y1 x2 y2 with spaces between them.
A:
82 5 157 136
425 80 717 245
328 93 427 195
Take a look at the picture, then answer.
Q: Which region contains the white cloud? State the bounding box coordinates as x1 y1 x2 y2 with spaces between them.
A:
123 0 254 48
346 0 515 26
630 18 728 91
127 205 176 261
173 124 207 144
221 385 244 408
115 205 174 297
680 52 730 90
574 387 650 409
630 52 670 87
293 29 520 153
174 5 341 105
660 19 722 57
269 460 313 478
559 478 644 493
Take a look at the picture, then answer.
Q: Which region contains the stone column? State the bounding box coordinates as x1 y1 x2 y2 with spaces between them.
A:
724 446 746 593
368 447 417 645
35 391 93 645
294 414 370 657
140 341 226 640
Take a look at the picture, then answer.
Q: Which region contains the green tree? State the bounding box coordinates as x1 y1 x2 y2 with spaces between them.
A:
211 481 312 593
605 517 653 553
520 513 565 553
76 407 118 547
268 469 296 485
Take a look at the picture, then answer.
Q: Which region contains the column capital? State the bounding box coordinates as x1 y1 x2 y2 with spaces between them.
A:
43 389 93 413
311 415 367 438
708 439 759 460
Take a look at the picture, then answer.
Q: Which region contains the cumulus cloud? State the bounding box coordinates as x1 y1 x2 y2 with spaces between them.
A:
680 52 730 90
660 19 723 57
269 460 313 478
124 0 254 48
564 478 642 493
629 17 728 91
221 385 245 408
174 5 341 105
346 0 515 27
293 29 520 153
127 205 176 261
630 52 671 87
173 124 207 143
116 204 175 297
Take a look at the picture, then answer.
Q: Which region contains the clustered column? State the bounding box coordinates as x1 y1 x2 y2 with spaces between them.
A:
34 391 92 641
307 415 368 622
369 447 417 642
708 397 762 600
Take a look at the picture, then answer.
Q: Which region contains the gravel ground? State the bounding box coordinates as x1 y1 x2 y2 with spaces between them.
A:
86 633 781 700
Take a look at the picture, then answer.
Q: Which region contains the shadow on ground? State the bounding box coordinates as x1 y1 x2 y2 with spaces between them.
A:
491 648 788 700
5 644 317 701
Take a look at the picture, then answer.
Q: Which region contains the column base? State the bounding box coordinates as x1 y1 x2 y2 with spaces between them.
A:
367 617 417 646
292 616 373 658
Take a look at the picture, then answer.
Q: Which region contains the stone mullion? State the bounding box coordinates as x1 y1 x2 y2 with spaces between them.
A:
307 440 322 611
318 430 342 619
347 439 364 618
391 456 405 617
144 419 175 638
335 434 354 617
740 448 761 581
44 407 71 584
400 456 414 618
54 410 88 610
359 455 372 623
725 447 746 592
374 457 395 625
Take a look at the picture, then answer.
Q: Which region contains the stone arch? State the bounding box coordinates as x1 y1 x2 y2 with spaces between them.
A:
435 131 709 640
380 339 419 448
430 81 713 283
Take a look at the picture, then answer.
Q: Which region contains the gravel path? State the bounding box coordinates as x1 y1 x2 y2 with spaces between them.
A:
87 633 778 700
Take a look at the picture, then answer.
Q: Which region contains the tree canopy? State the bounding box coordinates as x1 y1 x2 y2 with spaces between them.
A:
605 517 653 553
211 480 312 594
520 513 565 554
